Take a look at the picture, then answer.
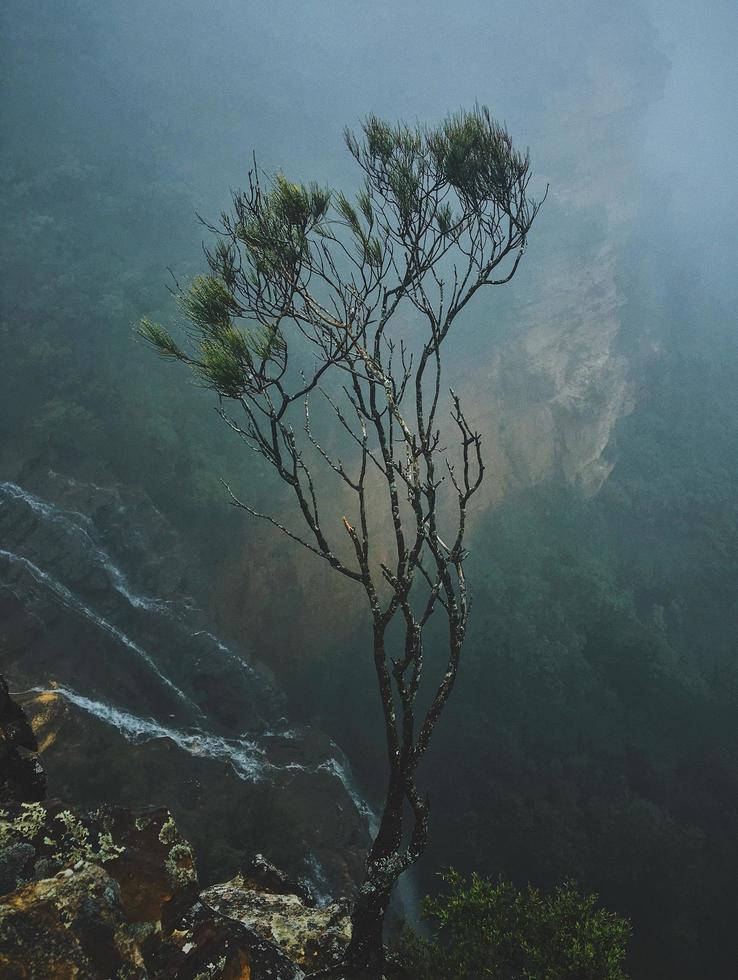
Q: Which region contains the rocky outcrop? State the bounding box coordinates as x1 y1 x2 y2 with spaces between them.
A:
0 665 361 979
18 687 368 898
0 473 374 899
147 895 305 979
0 798 196 917
0 814 314 979
202 872 350 973
0 863 148 980
0 676 45 804
0 787 346 978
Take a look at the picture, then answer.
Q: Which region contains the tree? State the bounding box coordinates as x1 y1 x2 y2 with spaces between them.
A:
140 106 542 978
394 870 631 979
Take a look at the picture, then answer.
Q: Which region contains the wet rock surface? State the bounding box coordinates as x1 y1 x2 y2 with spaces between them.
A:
0 466 274 730
0 676 45 804
0 769 341 979
18 688 367 897
202 873 350 973
0 470 373 899
0 863 148 980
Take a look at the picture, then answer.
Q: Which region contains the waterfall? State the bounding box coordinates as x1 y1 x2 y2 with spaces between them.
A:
42 685 272 781
0 480 166 613
0 548 190 705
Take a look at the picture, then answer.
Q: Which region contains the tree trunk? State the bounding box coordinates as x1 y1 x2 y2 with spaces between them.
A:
338 772 406 978
341 879 394 979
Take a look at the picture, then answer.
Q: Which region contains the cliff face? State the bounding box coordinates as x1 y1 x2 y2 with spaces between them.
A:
19 688 369 896
0 472 374 899
0 742 346 978
464 241 633 507
0 684 354 979
450 5 667 509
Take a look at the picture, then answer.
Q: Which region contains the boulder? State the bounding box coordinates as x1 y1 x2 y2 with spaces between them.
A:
0 801 343 979
240 853 315 905
202 873 351 973
146 897 305 980
0 862 147 979
0 799 198 925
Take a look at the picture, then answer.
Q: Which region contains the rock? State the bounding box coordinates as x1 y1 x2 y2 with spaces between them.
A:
240 853 315 905
0 841 37 897
201 874 351 973
93 806 199 928
1 472 371 901
463 240 634 505
0 795 347 978
0 468 274 731
147 897 305 980
19 688 368 896
0 675 46 804
0 799 197 927
0 862 147 979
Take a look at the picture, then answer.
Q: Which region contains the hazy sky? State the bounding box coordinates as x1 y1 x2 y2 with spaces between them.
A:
3 0 735 326
642 0 738 297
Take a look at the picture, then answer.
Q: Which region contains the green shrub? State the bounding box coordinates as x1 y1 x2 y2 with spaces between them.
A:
394 871 630 979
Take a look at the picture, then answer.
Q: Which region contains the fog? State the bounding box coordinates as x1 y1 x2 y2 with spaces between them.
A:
1 2 737 977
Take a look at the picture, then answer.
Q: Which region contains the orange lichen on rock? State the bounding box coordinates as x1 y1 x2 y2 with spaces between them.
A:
0 863 147 979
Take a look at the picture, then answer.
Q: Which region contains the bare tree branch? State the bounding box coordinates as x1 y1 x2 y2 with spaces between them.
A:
140 105 541 979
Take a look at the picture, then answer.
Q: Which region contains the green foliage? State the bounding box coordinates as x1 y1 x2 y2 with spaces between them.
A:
136 107 536 414
196 334 250 397
429 107 528 205
346 105 530 229
176 275 238 334
0 803 46 846
360 115 398 163
270 174 331 231
140 302 287 399
138 317 184 358
396 871 630 980
335 190 362 233
437 202 454 236
49 810 125 866
0 805 124 870
235 173 330 277
247 321 287 361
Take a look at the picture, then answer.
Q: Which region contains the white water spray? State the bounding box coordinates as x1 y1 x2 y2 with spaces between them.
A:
40 685 291 782
0 548 189 705
0 480 165 612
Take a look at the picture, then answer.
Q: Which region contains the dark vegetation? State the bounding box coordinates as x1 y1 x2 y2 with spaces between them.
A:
317 339 738 979
395 871 630 979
